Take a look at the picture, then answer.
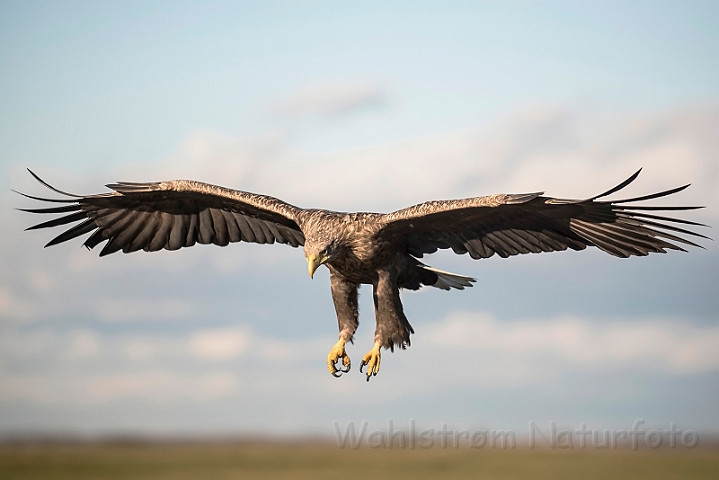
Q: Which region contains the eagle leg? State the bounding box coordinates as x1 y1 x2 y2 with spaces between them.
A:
328 271 360 377
327 339 351 377
359 342 381 381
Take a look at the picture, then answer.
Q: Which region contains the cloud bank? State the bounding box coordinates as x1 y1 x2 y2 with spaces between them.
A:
2 313 717 406
71 103 716 215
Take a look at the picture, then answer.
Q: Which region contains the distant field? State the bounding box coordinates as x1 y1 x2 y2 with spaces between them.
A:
1 442 718 480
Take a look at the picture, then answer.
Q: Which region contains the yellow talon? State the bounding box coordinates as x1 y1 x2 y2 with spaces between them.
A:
360 342 381 381
327 339 351 377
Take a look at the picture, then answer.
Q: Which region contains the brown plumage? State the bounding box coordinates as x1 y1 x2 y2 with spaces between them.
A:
18 169 708 380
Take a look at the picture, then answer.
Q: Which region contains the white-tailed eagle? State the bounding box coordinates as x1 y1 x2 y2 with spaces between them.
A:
19 169 708 380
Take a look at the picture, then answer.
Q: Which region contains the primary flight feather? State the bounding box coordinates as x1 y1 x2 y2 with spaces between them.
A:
19 169 708 380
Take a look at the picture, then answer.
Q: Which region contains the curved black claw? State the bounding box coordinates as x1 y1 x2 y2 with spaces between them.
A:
360 346 381 381
327 341 351 378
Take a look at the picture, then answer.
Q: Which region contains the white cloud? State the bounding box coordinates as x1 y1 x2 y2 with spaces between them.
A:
124 340 157 361
26 269 54 292
0 328 57 360
0 287 36 323
0 371 239 403
270 82 387 117
93 298 193 322
424 313 719 376
2 313 717 405
188 328 249 361
87 371 239 402
65 330 100 359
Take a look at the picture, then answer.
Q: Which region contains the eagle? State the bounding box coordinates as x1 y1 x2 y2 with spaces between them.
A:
19 169 707 381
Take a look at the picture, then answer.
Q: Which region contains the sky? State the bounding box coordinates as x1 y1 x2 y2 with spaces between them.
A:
1 1 718 439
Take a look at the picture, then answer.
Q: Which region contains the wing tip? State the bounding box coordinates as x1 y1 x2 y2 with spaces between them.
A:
25 169 84 198
589 168 643 201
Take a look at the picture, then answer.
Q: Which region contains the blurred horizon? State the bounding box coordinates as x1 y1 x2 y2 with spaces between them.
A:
1 1 718 442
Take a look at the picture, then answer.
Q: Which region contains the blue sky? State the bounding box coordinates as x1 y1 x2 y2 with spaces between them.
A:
2 1 718 173
1 1 718 438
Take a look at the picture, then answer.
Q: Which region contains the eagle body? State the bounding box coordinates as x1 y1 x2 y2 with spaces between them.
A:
19 169 707 380
297 210 458 354
302 211 427 285
301 210 388 279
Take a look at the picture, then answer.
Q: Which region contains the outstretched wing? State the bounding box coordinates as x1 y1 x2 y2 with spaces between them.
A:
19 170 306 256
378 169 709 259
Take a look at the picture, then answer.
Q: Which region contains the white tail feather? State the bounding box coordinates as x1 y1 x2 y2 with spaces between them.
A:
419 265 476 290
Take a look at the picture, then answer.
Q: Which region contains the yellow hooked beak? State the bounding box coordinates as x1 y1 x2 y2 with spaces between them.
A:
307 254 329 279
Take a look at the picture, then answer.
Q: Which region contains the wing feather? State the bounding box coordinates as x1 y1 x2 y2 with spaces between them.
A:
100 234 124 256
505 229 543 253
197 208 215 244
45 219 97 247
257 219 276 245
378 171 707 260
92 209 126 226
100 211 136 238
117 212 151 253
469 238 490 258
264 221 285 243
245 217 267 244
18 170 305 256
615 211 706 227
221 210 242 243
20 205 82 214
185 213 199 247
210 208 230 247
84 229 106 250
148 212 174 251
167 214 188 251
26 211 88 230
127 211 160 253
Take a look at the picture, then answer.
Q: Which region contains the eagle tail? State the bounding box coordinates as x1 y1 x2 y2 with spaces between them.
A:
419 265 476 290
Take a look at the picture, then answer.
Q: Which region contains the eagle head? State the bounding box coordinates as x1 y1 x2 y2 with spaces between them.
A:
304 235 343 279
